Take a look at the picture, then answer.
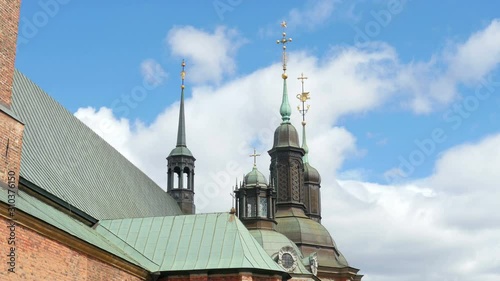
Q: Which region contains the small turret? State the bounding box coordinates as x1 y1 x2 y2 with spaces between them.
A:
234 149 277 230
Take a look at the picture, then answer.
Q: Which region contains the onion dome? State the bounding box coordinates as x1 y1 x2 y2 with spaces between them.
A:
273 123 301 149
304 162 321 184
301 125 320 184
244 166 268 187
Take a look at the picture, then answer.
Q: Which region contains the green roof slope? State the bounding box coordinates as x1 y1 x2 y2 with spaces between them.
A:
11 70 182 219
97 213 287 273
0 188 158 269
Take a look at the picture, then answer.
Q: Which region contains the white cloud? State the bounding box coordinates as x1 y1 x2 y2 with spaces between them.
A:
327 134 500 281
140 59 168 86
258 0 338 38
396 19 500 113
287 0 338 30
446 19 500 84
166 26 246 84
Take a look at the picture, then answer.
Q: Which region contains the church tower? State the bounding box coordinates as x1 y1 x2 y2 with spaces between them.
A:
167 60 196 215
234 149 277 230
268 22 363 280
268 22 307 215
297 74 322 223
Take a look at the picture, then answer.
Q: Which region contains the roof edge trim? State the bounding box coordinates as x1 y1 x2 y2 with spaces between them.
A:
20 177 98 225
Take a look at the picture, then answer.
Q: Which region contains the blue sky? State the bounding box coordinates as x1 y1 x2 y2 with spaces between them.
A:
14 1 500 280
16 0 500 182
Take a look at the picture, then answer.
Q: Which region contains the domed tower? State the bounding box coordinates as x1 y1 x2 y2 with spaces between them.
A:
167 60 196 215
234 149 276 230
297 73 322 223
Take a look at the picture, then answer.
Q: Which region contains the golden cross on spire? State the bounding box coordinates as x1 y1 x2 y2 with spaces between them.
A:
276 21 292 77
296 73 311 124
181 59 186 89
249 148 261 167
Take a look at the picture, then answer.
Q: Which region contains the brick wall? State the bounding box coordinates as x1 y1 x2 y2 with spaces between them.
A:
0 0 21 107
0 112 23 187
0 0 24 186
0 215 144 281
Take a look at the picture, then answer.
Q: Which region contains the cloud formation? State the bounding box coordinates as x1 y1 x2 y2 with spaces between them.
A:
140 59 168 86
166 26 246 84
397 19 500 113
287 0 338 30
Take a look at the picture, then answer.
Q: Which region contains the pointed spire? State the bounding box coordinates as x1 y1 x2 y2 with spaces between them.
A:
297 73 311 163
276 21 293 124
176 60 187 147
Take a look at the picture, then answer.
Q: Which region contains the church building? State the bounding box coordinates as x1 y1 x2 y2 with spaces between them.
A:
0 1 363 280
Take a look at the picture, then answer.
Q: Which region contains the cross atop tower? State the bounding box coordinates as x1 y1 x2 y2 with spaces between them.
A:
276 21 292 76
296 73 311 124
249 148 261 167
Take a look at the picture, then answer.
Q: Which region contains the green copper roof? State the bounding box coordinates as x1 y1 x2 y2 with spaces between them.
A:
169 146 193 157
0 189 157 269
244 166 267 187
97 213 287 274
11 70 182 219
279 78 292 123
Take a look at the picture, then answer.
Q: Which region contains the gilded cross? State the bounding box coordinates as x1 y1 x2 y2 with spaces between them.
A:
249 148 261 167
276 21 292 73
296 73 311 123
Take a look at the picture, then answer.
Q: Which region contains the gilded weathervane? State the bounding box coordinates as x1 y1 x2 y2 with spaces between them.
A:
297 73 311 125
276 21 292 78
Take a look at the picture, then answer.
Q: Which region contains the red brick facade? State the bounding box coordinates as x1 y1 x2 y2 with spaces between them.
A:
0 0 21 107
0 0 24 189
0 112 23 188
0 215 146 281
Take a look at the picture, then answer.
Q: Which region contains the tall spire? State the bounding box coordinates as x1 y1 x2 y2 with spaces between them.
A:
276 21 292 124
297 73 311 163
176 60 187 147
167 59 196 215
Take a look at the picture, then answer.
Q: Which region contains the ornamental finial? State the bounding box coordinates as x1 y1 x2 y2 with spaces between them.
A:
296 73 311 125
276 21 292 79
181 59 186 89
